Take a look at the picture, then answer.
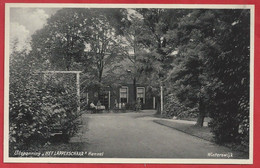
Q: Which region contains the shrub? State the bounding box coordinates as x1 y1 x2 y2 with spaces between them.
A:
9 51 82 155
177 108 199 119
208 89 249 146
164 93 190 118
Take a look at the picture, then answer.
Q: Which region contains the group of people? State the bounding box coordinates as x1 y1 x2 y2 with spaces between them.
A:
89 100 105 110
89 98 142 111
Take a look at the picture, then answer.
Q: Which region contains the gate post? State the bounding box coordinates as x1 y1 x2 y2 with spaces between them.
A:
108 91 111 110
76 72 80 112
160 84 163 115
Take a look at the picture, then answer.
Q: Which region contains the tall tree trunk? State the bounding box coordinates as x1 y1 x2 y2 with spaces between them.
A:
196 99 205 127
98 68 103 102
98 68 103 83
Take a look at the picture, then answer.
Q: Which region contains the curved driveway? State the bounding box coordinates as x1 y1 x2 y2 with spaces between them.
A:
71 110 247 159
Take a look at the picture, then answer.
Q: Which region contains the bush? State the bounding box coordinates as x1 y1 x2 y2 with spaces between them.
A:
177 108 199 119
9 51 82 155
208 90 249 146
164 94 190 118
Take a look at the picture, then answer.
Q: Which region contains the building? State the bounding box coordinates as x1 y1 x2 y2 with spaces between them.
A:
84 83 156 110
115 83 155 110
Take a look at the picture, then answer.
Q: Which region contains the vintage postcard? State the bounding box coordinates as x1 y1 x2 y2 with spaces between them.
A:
4 3 254 164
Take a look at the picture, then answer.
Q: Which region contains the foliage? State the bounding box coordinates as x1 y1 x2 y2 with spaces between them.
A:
132 9 191 113
9 49 81 155
203 10 249 145
163 94 189 118
31 8 128 87
31 9 91 70
164 9 250 145
134 9 250 145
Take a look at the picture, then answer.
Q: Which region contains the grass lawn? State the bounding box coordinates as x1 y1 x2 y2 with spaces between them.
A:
153 119 249 154
180 117 211 122
153 119 213 142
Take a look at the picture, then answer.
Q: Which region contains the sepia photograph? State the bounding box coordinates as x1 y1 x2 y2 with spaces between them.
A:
4 3 254 164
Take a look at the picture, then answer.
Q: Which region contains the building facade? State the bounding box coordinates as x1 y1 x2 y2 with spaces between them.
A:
84 83 156 110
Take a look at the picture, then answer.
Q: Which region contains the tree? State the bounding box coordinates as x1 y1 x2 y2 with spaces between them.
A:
133 9 189 113
119 14 148 106
204 9 250 144
31 9 92 71
164 9 250 144
84 10 124 83
131 9 167 113
31 8 128 85
163 10 217 126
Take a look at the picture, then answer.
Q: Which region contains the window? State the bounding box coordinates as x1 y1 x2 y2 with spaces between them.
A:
137 87 145 104
120 87 128 103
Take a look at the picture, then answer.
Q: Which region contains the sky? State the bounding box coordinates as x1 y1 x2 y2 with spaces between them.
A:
10 8 59 51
